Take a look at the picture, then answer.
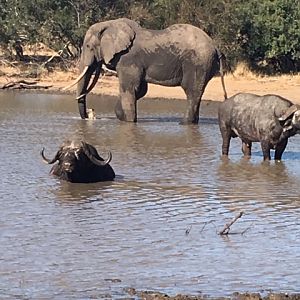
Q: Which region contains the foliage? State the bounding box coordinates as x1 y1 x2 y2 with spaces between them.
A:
0 0 299 73
236 0 300 72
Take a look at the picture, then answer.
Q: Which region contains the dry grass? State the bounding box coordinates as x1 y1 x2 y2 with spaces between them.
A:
228 62 300 85
232 62 260 79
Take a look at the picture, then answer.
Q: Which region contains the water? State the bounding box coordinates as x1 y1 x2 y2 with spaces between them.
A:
0 91 299 299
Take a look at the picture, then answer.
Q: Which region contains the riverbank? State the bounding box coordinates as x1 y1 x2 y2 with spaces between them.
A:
0 61 300 103
125 288 300 300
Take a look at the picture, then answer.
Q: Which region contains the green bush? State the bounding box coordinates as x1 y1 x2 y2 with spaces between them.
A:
0 0 299 73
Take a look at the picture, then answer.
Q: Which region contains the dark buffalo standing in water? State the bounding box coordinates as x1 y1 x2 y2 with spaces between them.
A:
41 141 115 183
218 93 300 161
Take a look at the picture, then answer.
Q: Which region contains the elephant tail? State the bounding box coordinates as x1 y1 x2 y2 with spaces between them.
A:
217 49 228 100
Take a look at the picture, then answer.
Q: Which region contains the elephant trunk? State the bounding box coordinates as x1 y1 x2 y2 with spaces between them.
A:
76 62 101 119
77 75 89 119
78 98 88 119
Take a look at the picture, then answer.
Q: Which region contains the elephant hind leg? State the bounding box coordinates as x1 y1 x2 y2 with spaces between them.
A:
135 80 148 100
180 86 206 125
181 68 210 124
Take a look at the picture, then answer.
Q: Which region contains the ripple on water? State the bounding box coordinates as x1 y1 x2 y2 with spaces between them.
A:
0 94 300 298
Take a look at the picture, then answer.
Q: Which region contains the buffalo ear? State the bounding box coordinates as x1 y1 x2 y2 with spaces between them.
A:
291 110 300 129
278 105 298 121
99 21 136 64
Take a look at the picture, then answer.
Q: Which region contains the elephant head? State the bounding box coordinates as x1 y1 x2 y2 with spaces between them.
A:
64 18 139 119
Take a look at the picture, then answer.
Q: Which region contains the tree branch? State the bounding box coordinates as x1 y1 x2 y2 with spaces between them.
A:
1 80 52 90
219 211 244 235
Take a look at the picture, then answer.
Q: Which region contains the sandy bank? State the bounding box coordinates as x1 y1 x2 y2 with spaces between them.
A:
0 66 300 104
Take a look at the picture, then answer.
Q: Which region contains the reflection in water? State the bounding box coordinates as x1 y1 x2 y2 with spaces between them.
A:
0 92 300 299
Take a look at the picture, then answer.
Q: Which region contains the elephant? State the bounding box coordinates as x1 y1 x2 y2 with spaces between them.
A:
41 140 115 183
65 18 227 124
218 93 300 161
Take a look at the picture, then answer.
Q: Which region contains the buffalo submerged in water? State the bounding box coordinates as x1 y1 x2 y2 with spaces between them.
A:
218 93 300 161
41 140 115 183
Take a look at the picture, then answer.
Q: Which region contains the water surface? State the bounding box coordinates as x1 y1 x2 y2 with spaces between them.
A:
0 92 299 299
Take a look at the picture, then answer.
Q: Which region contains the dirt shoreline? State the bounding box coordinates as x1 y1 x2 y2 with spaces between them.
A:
1 69 300 104
125 288 300 300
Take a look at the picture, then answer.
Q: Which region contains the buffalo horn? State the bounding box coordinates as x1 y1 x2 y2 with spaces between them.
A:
82 142 112 166
62 66 89 91
278 105 298 121
40 148 59 164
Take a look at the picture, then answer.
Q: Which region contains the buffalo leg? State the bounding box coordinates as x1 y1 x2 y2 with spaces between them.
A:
242 141 252 157
275 138 288 161
221 130 231 156
261 140 271 160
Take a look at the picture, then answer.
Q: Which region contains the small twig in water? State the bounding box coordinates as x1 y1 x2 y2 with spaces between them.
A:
200 220 216 233
219 211 244 235
241 221 254 235
185 225 192 236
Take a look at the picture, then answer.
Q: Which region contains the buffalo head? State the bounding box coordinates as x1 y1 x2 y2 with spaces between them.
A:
41 140 115 183
278 104 300 133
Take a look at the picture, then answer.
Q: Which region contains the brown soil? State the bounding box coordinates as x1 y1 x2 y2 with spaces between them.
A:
0 58 300 103
125 288 300 300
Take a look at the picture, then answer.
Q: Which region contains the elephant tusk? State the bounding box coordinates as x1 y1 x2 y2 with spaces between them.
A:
76 93 87 100
85 65 102 94
62 66 89 90
102 65 117 75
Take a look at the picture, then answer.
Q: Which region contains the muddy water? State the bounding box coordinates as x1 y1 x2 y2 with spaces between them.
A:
0 92 299 299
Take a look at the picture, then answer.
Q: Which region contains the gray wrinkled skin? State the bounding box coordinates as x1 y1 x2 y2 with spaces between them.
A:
77 18 227 124
218 93 300 161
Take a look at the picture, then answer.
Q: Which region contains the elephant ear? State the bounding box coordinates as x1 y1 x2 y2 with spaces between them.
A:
100 22 136 64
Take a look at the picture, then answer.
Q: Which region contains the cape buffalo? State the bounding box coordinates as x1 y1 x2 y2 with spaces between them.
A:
218 93 300 161
41 140 115 183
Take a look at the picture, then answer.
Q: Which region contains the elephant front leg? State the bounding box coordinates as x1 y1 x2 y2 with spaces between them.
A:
115 90 137 122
